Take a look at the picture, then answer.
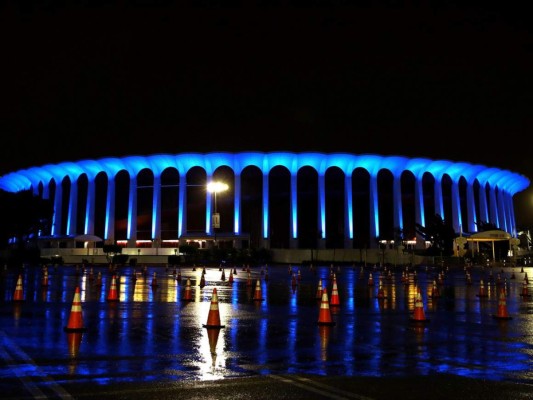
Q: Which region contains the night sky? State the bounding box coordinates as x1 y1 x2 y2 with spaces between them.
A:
2 1 533 226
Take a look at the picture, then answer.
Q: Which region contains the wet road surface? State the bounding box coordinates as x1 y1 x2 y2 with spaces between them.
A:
1 262 532 399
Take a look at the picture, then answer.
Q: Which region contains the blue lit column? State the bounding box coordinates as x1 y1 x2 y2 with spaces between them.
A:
414 176 424 246
85 177 96 235
489 187 499 227
262 172 269 249
52 181 63 236
233 173 241 248
497 189 506 231
42 183 49 200
505 193 517 236
392 173 403 237
451 179 461 234
434 176 444 219
152 174 161 244
127 174 137 247
205 173 213 236
290 172 298 249
104 176 115 243
67 178 78 236
369 173 378 248
318 173 326 249
344 173 353 249
466 183 476 232
178 172 186 239
478 182 489 223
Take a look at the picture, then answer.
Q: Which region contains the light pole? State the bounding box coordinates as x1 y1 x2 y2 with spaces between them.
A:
207 181 229 248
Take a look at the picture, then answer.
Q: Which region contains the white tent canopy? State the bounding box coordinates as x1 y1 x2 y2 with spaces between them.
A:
465 230 513 260
74 234 103 242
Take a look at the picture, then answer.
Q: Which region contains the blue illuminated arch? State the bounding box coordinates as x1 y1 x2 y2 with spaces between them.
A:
0 152 529 247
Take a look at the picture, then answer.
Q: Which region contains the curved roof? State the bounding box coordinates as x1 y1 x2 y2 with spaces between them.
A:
0 152 529 196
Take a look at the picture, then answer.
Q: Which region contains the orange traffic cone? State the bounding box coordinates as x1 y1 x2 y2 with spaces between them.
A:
330 275 340 307
151 272 158 287
106 275 119 302
246 272 252 287
476 279 488 298
221 269 226 281
316 279 323 300
252 279 263 301
492 288 512 320
317 289 335 326
431 279 440 298
410 287 429 322
492 288 511 319
368 273 374 286
182 278 193 301
64 286 87 332
519 281 531 298
199 274 206 288
203 287 225 328
228 270 234 283
13 274 24 302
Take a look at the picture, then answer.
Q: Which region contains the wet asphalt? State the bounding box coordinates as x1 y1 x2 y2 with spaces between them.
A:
1 262 532 399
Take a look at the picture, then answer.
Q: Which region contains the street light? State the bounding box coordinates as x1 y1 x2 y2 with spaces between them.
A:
207 181 229 247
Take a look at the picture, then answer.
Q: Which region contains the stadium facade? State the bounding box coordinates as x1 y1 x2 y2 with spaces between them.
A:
0 152 529 255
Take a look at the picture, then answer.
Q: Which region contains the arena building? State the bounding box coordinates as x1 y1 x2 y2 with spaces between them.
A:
0 152 529 263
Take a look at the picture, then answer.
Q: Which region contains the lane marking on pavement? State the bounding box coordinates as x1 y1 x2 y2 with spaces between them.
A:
269 374 375 400
0 330 74 400
0 345 47 399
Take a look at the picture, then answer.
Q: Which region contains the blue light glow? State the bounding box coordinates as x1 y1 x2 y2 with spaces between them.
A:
0 152 528 244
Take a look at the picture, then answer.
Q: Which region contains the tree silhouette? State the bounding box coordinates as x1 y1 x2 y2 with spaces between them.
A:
415 214 456 256
0 189 53 250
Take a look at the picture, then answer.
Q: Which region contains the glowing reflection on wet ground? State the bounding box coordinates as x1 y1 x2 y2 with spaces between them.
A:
1 263 532 390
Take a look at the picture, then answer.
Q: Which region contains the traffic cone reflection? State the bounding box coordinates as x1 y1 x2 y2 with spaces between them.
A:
203 288 225 328
316 279 323 300
207 326 221 366
519 281 531 298
376 275 386 299
41 269 49 287
410 287 429 323
318 325 331 361
13 274 24 302
64 286 87 332
492 288 512 320
317 289 335 326
67 332 83 357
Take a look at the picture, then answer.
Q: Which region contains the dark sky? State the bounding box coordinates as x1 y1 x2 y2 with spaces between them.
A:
2 1 533 226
